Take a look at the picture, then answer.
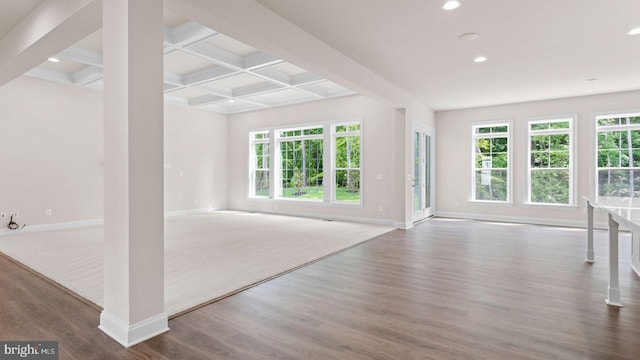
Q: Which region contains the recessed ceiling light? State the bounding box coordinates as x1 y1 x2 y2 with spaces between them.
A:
228 99 235 103
458 32 479 41
474 56 487 63
442 1 461 10
47 57 60 63
628 27 640 35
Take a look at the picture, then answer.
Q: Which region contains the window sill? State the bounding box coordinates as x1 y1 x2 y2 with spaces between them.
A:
247 196 363 208
468 200 514 207
522 202 578 210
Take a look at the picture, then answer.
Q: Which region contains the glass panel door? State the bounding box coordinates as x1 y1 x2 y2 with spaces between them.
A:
413 123 435 222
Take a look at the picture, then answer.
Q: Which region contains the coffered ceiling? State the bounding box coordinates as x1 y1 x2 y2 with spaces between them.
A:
15 7 355 115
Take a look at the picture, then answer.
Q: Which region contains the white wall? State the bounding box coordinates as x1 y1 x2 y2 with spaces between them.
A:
227 95 405 226
435 90 640 226
0 76 103 226
164 103 228 213
0 76 228 228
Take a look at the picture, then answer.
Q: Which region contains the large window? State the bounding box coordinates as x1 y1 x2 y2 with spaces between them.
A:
596 112 640 198
250 131 270 197
471 122 510 202
250 119 362 204
334 122 361 203
527 117 574 205
278 126 324 200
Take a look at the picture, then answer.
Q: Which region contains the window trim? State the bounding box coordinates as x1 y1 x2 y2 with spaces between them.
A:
248 130 271 198
525 115 577 207
331 121 362 205
248 117 363 206
469 119 513 204
592 109 640 199
276 124 325 202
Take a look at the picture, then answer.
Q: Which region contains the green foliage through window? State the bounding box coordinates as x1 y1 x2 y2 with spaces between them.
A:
597 113 640 198
472 123 510 202
251 132 270 197
335 122 361 203
528 119 572 205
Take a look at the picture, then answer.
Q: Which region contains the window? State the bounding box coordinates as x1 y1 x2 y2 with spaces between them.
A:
278 126 324 201
471 122 510 202
527 118 574 205
250 131 270 197
334 122 361 203
596 112 640 198
249 119 362 205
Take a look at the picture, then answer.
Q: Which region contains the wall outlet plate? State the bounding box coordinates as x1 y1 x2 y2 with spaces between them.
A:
10 211 19 218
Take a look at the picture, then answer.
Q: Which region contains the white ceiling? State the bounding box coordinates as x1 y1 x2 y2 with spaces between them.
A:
2 0 639 113
0 0 43 39
257 0 640 111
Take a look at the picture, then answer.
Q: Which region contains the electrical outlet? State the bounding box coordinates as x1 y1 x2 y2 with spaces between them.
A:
45 209 52 216
0 213 6 219
10 211 19 218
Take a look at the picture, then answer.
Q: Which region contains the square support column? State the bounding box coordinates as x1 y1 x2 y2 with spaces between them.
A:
99 0 168 347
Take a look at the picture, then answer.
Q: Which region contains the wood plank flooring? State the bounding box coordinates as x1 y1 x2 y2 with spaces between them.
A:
1 218 640 359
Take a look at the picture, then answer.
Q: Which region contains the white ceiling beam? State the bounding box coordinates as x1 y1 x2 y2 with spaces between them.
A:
227 102 266 113
326 89 357 98
189 93 228 106
0 0 101 87
163 28 175 47
243 51 282 70
163 71 184 86
183 66 237 86
171 21 217 47
71 65 102 85
196 82 234 98
295 83 326 98
24 67 74 84
234 81 283 97
165 0 411 108
291 72 324 86
164 83 180 92
184 42 243 69
252 67 291 85
235 97 270 108
164 94 190 106
58 46 103 68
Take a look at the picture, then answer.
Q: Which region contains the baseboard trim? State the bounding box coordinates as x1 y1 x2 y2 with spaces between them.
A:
433 210 608 229
229 207 398 228
394 221 414 229
0 218 104 237
99 311 169 348
164 208 216 217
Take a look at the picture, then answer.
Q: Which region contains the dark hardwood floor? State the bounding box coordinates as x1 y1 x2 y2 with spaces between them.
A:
2 218 640 359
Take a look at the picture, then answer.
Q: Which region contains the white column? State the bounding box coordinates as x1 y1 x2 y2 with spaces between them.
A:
586 201 595 263
606 214 623 307
99 0 168 347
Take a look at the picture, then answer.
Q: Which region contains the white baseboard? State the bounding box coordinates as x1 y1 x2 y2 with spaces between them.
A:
0 218 104 237
230 207 399 228
434 210 608 229
99 311 169 348
164 207 215 217
394 221 414 229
